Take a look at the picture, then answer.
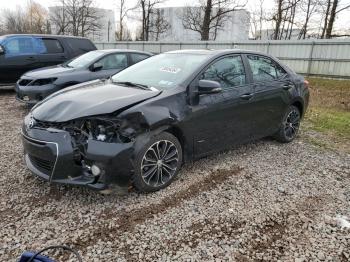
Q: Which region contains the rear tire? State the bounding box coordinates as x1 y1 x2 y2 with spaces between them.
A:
274 105 301 143
132 132 182 192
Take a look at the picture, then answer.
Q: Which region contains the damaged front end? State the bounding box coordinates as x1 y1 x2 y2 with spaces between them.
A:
22 114 142 190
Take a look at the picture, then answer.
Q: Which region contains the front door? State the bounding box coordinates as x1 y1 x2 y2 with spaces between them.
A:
187 55 255 157
0 36 41 83
91 53 129 80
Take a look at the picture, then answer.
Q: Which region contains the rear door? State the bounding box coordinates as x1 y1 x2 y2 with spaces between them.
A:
90 53 129 80
244 54 291 138
129 52 151 65
35 37 67 67
0 36 41 83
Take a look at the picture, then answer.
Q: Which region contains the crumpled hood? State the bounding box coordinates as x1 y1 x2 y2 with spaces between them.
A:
23 65 76 78
32 80 161 122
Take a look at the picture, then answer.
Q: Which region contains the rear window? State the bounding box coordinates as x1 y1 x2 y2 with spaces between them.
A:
130 53 150 64
66 38 96 55
41 39 64 53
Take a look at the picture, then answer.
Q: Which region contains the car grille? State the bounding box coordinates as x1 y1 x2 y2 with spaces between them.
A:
34 120 64 130
18 79 32 86
29 154 54 173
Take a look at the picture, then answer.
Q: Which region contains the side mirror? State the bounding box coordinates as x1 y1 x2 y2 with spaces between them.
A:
0 45 5 55
198 80 222 95
91 62 103 72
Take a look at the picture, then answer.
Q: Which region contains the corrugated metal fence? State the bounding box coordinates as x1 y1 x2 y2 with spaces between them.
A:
95 40 350 78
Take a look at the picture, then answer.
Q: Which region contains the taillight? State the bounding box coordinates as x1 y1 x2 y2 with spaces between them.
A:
304 80 310 88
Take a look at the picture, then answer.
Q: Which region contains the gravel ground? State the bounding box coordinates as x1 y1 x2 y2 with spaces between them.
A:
0 89 349 261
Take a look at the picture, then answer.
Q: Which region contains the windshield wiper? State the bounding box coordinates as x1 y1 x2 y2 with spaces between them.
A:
113 81 150 90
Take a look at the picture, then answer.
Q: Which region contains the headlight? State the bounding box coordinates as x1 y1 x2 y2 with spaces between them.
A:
31 78 57 86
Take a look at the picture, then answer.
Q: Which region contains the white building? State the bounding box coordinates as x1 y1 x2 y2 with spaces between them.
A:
48 7 115 43
149 7 250 41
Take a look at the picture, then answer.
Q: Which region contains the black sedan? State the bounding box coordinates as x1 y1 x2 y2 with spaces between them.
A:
15 49 152 104
22 49 309 192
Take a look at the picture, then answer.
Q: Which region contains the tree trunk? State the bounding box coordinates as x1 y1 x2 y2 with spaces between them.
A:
141 1 146 40
321 0 331 38
326 0 338 38
274 0 283 40
119 0 123 40
201 0 212 40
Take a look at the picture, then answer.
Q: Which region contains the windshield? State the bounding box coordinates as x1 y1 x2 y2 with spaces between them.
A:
64 51 103 68
112 53 208 90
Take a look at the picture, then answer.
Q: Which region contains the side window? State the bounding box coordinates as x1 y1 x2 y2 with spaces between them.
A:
247 55 286 82
65 39 96 56
130 53 150 64
3 37 36 55
41 39 64 53
201 55 246 89
97 53 128 70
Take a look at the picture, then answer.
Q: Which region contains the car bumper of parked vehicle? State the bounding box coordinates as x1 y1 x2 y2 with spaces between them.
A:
15 81 60 105
22 118 135 190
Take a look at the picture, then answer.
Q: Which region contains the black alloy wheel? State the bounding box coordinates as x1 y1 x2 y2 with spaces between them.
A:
274 105 301 143
133 132 182 192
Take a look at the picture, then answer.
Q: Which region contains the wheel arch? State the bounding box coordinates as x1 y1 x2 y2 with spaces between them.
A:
291 99 304 117
164 125 189 164
61 81 81 88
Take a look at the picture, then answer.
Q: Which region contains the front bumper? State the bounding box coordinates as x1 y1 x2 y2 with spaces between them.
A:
15 80 59 105
22 119 135 190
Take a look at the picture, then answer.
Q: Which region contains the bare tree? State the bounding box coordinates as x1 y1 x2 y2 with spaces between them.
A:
28 1 48 33
50 0 101 37
116 0 137 40
270 0 301 40
250 0 265 39
318 0 350 38
1 1 48 34
297 0 319 39
182 0 247 40
136 0 165 41
149 9 170 40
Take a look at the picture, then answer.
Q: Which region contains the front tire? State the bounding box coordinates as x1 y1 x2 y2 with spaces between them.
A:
274 105 301 143
132 132 182 192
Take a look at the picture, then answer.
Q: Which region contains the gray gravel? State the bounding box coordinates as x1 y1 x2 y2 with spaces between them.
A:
0 90 349 261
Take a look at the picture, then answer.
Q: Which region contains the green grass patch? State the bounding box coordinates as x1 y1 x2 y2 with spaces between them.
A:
306 107 350 138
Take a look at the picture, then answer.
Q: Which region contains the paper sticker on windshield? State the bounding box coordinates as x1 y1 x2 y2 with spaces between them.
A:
160 66 181 74
159 80 173 86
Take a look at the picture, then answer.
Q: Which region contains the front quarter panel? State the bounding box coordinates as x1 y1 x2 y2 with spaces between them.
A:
117 90 193 160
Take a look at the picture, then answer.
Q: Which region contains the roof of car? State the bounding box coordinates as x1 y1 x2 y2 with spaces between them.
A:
166 49 267 57
97 49 153 55
1 34 91 40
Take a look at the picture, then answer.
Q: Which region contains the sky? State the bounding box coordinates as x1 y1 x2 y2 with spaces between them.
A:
0 0 349 34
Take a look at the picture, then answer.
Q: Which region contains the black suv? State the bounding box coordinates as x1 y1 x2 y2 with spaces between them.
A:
0 34 96 85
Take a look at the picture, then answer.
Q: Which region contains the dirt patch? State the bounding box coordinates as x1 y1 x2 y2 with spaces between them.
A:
74 167 242 249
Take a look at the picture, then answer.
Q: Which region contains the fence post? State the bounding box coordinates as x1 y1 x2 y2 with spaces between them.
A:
160 42 162 53
126 41 129 50
102 43 105 49
307 41 315 76
266 41 270 54
179 42 182 50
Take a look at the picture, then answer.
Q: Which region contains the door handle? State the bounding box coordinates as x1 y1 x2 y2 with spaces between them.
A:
240 93 253 100
282 83 294 90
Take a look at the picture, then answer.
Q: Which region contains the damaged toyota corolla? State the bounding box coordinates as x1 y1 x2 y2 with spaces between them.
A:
22 49 309 192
